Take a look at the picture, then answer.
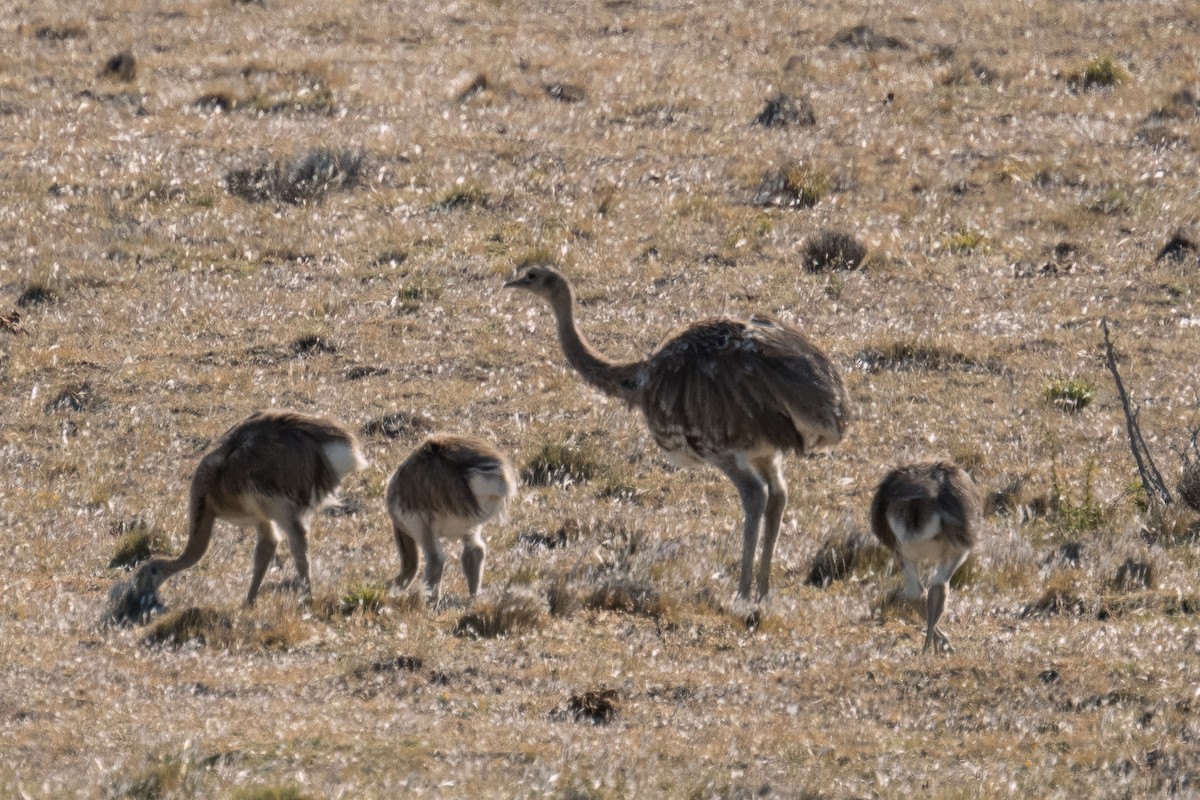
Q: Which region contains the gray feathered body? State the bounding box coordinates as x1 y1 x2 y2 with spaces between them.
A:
386 434 516 522
631 316 849 466
869 461 980 555
192 409 363 518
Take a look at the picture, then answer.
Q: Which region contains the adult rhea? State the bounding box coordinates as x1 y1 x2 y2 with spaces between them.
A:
505 264 849 600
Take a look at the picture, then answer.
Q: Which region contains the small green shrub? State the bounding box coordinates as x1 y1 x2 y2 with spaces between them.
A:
753 165 831 208
1081 56 1128 89
946 228 988 254
1044 377 1095 413
340 584 387 615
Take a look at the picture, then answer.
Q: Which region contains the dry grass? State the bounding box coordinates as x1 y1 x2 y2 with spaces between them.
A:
2 0 1200 796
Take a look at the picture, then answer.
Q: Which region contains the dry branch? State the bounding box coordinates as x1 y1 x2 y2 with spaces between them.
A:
1101 318 1173 507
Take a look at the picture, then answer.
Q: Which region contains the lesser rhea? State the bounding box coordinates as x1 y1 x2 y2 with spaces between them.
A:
126 410 366 611
505 265 849 600
386 434 517 601
869 461 981 654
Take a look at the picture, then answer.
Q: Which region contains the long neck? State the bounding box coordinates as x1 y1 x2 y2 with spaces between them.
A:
548 284 641 403
137 492 217 587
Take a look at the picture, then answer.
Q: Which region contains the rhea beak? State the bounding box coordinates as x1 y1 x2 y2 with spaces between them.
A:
503 277 525 289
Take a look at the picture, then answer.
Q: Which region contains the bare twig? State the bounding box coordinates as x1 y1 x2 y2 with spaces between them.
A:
1101 318 1173 507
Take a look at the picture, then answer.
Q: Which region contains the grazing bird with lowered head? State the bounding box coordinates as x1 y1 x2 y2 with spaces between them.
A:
870 461 981 654
114 410 366 619
505 264 849 601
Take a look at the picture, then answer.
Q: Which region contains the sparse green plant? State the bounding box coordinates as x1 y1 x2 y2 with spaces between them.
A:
340 584 387 615
393 273 443 311
1088 186 1135 216
1080 55 1129 89
1044 377 1095 413
1050 456 1106 532
752 164 831 208
946 228 988 254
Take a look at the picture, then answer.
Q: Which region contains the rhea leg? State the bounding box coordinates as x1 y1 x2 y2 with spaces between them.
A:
246 522 279 606
923 584 952 654
279 513 312 603
462 530 486 598
716 455 769 600
423 534 447 602
390 517 419 591
923 551 969 655
754 454 788 600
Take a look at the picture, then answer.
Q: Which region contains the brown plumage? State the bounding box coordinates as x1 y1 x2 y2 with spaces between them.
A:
386 434 517 601
870 461 981 654
505 264 849 600
131 409 367 607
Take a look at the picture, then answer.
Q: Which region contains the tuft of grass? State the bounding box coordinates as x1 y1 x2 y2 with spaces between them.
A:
340 584 388 615
143 607 233 648
566 688 619 724
360 410 434 439
1114 558 1154 592
108 522 170 568
452 590 546 638
856 339 1003 375
752 164 831 208
946 228 988 254
751 93 815 127
392 273 443 311
1019 575 1089 618
1044 377 1095 413
546 577 580 617
1051 456 1106 532
119 758 193 800
232 787 314 800
583 578 671 618
44 381 102 413
521 436 605 486
806 533 892 587
225 147 364 204
1141 504 1200 547
802 229 867 272
17 280 59 307
436 181 489 211
1079 55 1129 90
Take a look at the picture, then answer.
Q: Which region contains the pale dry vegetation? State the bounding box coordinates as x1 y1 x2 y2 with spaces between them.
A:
1 0 1199 797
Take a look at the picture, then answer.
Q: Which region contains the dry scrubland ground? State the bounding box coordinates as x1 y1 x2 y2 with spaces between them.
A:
1 0 1199 796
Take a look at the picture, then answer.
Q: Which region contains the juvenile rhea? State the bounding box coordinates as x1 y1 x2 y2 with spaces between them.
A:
128 410 366 610
386 434 517 601
869 461 981 654
506 264 849 601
